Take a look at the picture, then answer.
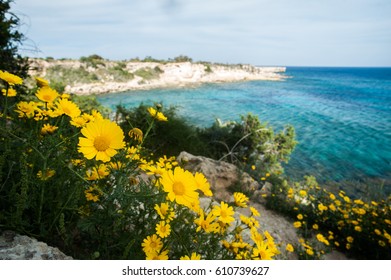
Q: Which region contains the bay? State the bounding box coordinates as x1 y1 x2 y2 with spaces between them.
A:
98 67 391 196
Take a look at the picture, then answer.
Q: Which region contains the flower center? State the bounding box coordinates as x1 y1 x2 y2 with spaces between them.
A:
220 209 227 218
150 241 157 249
94 135 110 151
172 182 185 196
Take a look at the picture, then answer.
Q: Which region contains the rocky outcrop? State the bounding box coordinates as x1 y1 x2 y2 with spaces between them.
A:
0 230 72 260
28 58 286 95
177 151 261 202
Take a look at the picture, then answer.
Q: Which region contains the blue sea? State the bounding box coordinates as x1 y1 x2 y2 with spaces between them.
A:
98 67 391 197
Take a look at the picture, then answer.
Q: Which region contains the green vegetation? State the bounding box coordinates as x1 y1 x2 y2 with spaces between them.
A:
133 67 163 81
1 76 281 260
0 0 29 77
116 104 296 175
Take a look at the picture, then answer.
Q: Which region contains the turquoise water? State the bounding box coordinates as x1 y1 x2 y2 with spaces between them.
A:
98 67 391 195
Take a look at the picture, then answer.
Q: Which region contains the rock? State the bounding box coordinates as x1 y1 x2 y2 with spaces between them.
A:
177 151 260 201
178 151 349 260
0 230 72 260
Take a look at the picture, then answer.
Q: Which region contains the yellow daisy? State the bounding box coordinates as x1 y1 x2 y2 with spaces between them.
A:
2 87 17 97
128 127 143 143
41 123 58 135
212 201 235 224
156 221 171 238
194 210 219 233
0 70 23 85
35 77 49 87
35 86 59 103
194 172 212 196
142 234 163 254
286 243 294 252
160 167 199 209
233 192 249 208
148 107 168 122
145 249 169 260
180 252 201 260
56 98 81 119
78 118 125 162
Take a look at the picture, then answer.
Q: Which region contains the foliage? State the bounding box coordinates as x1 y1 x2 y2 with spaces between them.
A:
0 0 29 77
79 54 105 68
264 175 391 259
0 71 281 260
133 67 163 81
115 104 208 159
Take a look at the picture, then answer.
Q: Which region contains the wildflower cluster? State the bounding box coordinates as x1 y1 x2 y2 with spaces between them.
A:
0 71 280 260
285 176 391 259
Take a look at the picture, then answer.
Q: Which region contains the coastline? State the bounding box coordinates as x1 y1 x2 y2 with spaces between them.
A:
28 58 286 95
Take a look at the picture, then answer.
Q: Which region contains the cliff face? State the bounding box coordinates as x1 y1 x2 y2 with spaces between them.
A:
28 58 286 95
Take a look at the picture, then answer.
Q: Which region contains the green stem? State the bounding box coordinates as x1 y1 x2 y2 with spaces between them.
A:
2 84 9 119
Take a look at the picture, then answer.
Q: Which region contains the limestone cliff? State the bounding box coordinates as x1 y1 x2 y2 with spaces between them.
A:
28 58 286 95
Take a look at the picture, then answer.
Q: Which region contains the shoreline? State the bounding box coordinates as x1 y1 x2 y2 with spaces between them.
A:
28 58 287 95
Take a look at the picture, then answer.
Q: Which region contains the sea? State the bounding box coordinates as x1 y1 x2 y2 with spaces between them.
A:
98 67 391 198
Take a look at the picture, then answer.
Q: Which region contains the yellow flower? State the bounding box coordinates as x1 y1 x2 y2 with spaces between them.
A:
251 165 256 170
145 249 169 260
293 221 302 228
251 240 275 260
306 248 314 256
56 98 81 119
78 118 125 162
347 236 354 243
312 224 319 230
128 127 143 143
286 243 294 252
299 190 307 197
354 226 362 232
15 101 37 118
234 192 249 208
180 252 201 260
212 201 235 225
0 70 23 85
85 164 110 180
142 234 163 254
297 214 303 220
194 210 219 233
160 167 199 209
316 234 330 246
84 186 101 202
318 203 328 212
41 123 58 135
35 77 49 87
154 202 175 221
194 172 213 196
148 107 168 121
250 206 260 217
156 221 171 238
70 116 88 127
37 169 56 181
36 86 59 103
378 240 386 247
2 87 17 97
343 196 351 203
374 229 381 235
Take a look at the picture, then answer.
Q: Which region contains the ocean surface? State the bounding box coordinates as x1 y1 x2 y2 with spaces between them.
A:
98 67 391 197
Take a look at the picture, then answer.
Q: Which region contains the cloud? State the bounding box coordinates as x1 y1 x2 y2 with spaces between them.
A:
12 0 391 65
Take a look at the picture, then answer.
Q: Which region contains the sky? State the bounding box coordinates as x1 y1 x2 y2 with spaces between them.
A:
12 0 391 66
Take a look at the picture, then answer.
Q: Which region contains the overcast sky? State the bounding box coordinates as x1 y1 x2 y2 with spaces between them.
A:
12 0 391 66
